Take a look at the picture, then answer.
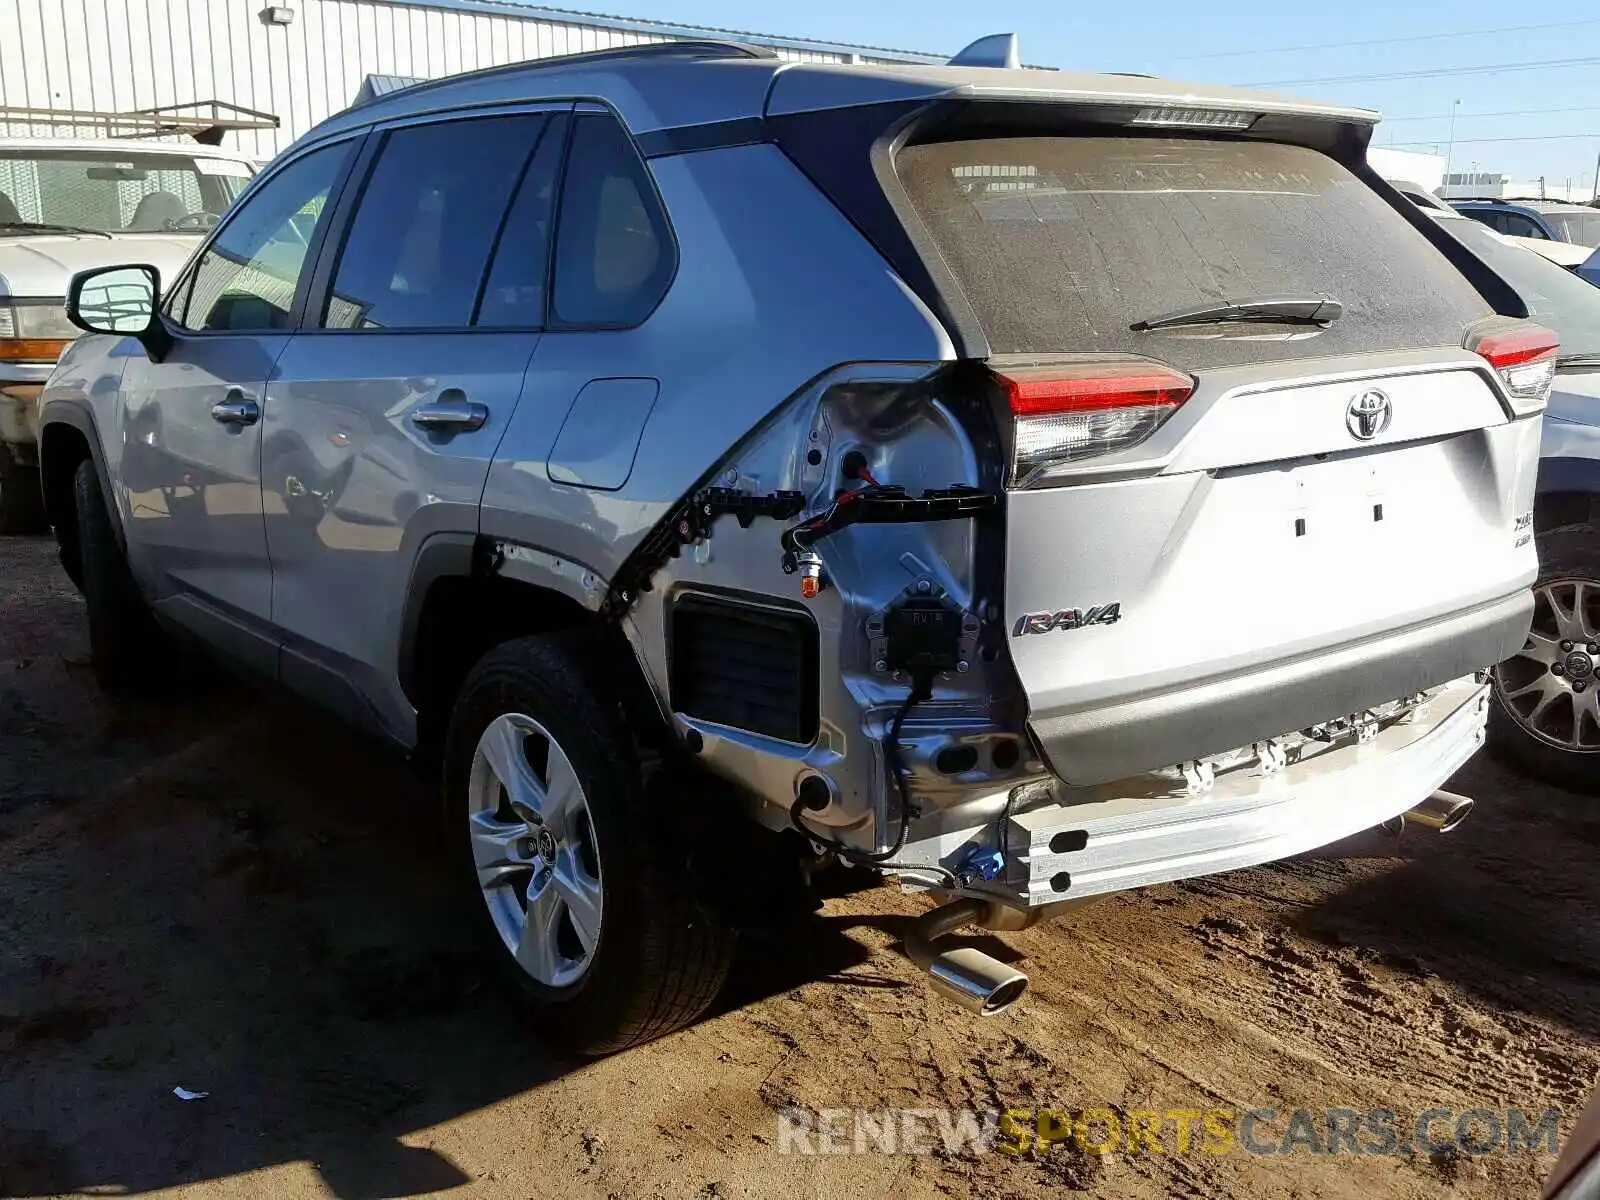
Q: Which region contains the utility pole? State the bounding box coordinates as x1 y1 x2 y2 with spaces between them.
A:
1593 145 1600 205
1444 99 1462 184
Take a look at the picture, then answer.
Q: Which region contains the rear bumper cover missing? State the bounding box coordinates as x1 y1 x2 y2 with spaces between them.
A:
1028 590 1528 786
993 672 1490 906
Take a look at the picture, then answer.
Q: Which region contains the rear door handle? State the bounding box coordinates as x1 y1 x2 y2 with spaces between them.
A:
210 391 260 426
411 391 488 433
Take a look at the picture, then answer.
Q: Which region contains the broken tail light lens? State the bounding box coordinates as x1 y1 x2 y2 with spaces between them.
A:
1472 324 1559 413
995 360 1194 488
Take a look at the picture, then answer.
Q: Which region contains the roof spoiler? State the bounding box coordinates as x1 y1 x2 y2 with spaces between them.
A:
947 33 1020 69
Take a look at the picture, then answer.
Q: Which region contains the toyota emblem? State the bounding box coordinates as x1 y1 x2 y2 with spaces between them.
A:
1346 389 1393 440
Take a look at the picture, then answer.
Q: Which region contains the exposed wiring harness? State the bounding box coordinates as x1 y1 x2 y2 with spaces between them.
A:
779 484 997 556
789 673 960 888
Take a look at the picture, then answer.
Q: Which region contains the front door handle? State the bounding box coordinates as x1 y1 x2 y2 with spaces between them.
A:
411 391 488 433
210 391 260 426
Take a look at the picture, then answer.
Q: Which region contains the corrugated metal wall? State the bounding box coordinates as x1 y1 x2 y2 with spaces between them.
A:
0 0 896 158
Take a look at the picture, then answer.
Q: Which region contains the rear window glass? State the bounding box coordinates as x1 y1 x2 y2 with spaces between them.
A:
896 136 1492 369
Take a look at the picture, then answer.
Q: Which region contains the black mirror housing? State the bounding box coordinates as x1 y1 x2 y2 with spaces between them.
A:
65 264 171 361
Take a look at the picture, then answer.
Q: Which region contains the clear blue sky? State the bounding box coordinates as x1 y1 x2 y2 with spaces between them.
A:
629 0 1600 193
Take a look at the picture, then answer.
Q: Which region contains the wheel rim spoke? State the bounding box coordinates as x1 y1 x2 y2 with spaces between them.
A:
1525 688 1565 729
1501 674 1558 702
479 714 546 820
517 874 566 985
1580 688 1600 748
551 847 603 955
540 740 583 836
468 810 534 889
1524 630 1560 661
1542 583 1579 639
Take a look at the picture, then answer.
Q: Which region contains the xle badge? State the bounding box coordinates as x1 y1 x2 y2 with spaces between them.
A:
1013 604 1123 637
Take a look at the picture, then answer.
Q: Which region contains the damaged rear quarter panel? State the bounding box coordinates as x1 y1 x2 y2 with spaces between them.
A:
476 141 956 599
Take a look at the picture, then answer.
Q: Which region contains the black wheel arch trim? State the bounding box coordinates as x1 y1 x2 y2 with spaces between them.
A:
396 531 480 709
40 400 125 557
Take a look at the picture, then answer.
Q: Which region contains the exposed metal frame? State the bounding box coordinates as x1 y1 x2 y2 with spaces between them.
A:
0 101 280 145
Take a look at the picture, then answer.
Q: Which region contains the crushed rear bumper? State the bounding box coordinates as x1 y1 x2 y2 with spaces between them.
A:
979 672 1490 907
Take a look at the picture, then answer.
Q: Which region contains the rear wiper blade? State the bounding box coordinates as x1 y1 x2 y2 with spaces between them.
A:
1131 295 1343 332
0 221 112 238
1559 352 1600 367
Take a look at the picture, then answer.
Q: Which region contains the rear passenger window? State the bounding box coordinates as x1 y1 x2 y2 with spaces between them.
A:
322 116 546 330
475 115 567 327
551 114 673 327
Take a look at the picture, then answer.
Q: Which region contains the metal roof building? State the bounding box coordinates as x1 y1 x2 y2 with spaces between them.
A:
0 0 943 158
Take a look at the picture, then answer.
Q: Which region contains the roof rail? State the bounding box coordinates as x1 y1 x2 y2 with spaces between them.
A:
0 101 278 145
514 38 778 67
341 38 777 114
948 33 1020 69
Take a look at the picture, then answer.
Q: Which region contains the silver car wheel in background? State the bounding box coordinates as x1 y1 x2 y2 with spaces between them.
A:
467 712 604 988
1495 578 1600 754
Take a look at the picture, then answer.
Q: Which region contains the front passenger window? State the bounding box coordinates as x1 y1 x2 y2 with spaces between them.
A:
178 143 351 333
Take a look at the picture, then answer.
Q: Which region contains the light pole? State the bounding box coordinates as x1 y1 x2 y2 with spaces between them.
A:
1444 99 1462 187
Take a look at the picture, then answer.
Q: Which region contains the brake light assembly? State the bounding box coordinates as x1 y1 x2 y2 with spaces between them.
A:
994 360 1195 488
1470 323 1559 414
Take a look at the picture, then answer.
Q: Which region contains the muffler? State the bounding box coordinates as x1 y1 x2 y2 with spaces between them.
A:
902 897 1028 1015
1404 789 1476 833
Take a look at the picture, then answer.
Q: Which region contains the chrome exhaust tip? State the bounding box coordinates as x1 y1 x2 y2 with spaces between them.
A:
1404 789 1475 833
903 897 1028 1015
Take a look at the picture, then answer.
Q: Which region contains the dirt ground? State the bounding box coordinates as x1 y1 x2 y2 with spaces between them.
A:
3 534 1599 1200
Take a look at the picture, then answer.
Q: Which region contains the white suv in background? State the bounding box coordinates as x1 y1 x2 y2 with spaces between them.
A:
0 137 254 531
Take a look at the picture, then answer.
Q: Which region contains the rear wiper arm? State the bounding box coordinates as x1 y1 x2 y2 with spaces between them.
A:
1131 295 1343 332
1559 352 1600 367
0 221 112 238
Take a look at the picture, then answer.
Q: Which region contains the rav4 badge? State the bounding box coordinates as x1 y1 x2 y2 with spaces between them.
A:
1013 604 1123 637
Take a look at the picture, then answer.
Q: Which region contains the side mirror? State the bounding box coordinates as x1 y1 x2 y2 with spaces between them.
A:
65 264 171 361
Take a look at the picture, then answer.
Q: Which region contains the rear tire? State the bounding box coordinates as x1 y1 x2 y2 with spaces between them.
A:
0 443 47 535
1489 522 1600 793
444 633 734 1055
73 458 173 696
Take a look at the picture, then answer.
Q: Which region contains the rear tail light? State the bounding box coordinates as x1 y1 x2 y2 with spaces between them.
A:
994 360 1194 488
1471 323 1559 412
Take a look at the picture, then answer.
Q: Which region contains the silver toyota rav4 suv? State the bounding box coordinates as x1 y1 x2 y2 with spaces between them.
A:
38 38 1548 1054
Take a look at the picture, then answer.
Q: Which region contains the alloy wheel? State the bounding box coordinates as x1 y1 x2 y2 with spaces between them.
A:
1495 578 1600 753
467 712 604 988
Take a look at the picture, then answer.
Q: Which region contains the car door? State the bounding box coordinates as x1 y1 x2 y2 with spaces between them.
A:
264 110 563 735
117 139 356 669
